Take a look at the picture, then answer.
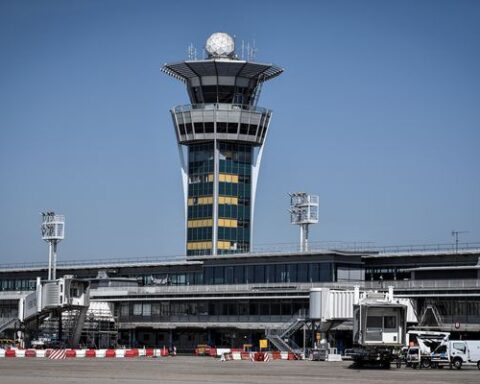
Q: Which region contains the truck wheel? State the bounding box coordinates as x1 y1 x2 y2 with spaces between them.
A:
453 358 462 370
477 361 480 370
421 359 431 369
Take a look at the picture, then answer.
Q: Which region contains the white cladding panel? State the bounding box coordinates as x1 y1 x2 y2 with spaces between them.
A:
329 290 354 319
42 282 60 308
23 291 38 319
396 298 418 323
309 289 323 319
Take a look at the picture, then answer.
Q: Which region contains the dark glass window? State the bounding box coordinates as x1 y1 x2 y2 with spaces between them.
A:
214 266 224 284
225 266 234 284
217 122 227 133
204 122 214 133
384 316 396 329
298 264 308 282
366 316 382 329
245 265 254 283
254 265 265 283
233 265 244 284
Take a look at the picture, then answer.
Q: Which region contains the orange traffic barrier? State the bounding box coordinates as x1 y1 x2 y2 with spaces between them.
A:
145 348 154 357
85 349 96 358
105 349 116 358
272 351 281 360
65 349 76 358
5 349 16 358
160 346 169 357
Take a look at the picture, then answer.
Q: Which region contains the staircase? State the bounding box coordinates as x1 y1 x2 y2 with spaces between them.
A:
68 307 88 347
0 317 18 333
266 310 306 354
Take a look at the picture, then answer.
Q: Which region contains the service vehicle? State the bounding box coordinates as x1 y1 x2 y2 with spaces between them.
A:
431 340 480 369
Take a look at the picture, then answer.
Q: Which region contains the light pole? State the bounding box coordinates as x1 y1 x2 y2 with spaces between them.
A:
451 230 468 253
41 212 65 280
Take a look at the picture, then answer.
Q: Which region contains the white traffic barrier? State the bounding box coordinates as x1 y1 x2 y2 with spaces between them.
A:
154 348 161 357
36 350 46 358
138 349 146 357
96 349 106 358
216 348 231 357
327 354 342 362
280 351 289 360
0 349 5 358
232 351 241 360
16 350 26 358
115 349 125 358
75 349 86 358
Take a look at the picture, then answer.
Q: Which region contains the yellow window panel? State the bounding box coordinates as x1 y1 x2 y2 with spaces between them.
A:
188 219 213 228
187 241 212 250
217 241 231 250
208 174 214 182
231 175 239 183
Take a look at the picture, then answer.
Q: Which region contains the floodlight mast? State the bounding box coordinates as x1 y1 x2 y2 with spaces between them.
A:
41 212 65 280
289 193 319 252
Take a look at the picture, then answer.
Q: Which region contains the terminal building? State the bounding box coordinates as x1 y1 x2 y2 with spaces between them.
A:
0 33 479 352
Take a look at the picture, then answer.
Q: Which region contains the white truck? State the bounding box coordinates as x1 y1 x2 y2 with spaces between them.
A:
404 331 450 368
431 340 480 370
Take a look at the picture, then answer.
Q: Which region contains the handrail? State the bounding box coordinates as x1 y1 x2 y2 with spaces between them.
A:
0 241 479 271
173 103 269 114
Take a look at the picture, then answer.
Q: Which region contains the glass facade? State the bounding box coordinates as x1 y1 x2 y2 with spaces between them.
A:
186 142 253 256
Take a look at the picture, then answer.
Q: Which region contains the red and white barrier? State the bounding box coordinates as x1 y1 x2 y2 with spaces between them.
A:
49 349 66 359
0 347 171 359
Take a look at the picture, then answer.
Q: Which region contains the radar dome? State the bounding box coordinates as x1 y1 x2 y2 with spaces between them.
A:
205 32 235 58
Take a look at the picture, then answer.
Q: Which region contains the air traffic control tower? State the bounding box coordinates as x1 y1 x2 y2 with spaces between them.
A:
162 32 283 256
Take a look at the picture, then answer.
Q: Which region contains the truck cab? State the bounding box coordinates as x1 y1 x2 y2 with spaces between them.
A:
432 340 480 370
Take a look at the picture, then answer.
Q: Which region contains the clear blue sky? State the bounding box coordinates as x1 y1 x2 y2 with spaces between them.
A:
1 0 479 264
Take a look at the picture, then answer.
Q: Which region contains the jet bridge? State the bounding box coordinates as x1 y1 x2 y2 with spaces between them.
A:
16 276 90 347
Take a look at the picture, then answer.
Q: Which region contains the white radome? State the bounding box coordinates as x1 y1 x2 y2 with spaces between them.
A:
205 32 235 58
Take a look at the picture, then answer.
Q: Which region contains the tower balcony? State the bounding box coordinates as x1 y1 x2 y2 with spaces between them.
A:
171 103 272 146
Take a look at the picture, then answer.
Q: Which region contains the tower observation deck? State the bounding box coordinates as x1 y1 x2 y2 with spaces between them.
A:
162 32 283 256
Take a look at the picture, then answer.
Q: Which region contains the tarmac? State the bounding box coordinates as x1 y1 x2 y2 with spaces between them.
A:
0 356 479 384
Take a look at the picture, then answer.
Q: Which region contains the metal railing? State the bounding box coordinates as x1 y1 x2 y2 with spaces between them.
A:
1 241 479 271
173 103 269 114
364 279 480 290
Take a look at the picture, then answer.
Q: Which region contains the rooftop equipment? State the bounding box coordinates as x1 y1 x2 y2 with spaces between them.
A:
289 193 319 252
41 212 65 280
